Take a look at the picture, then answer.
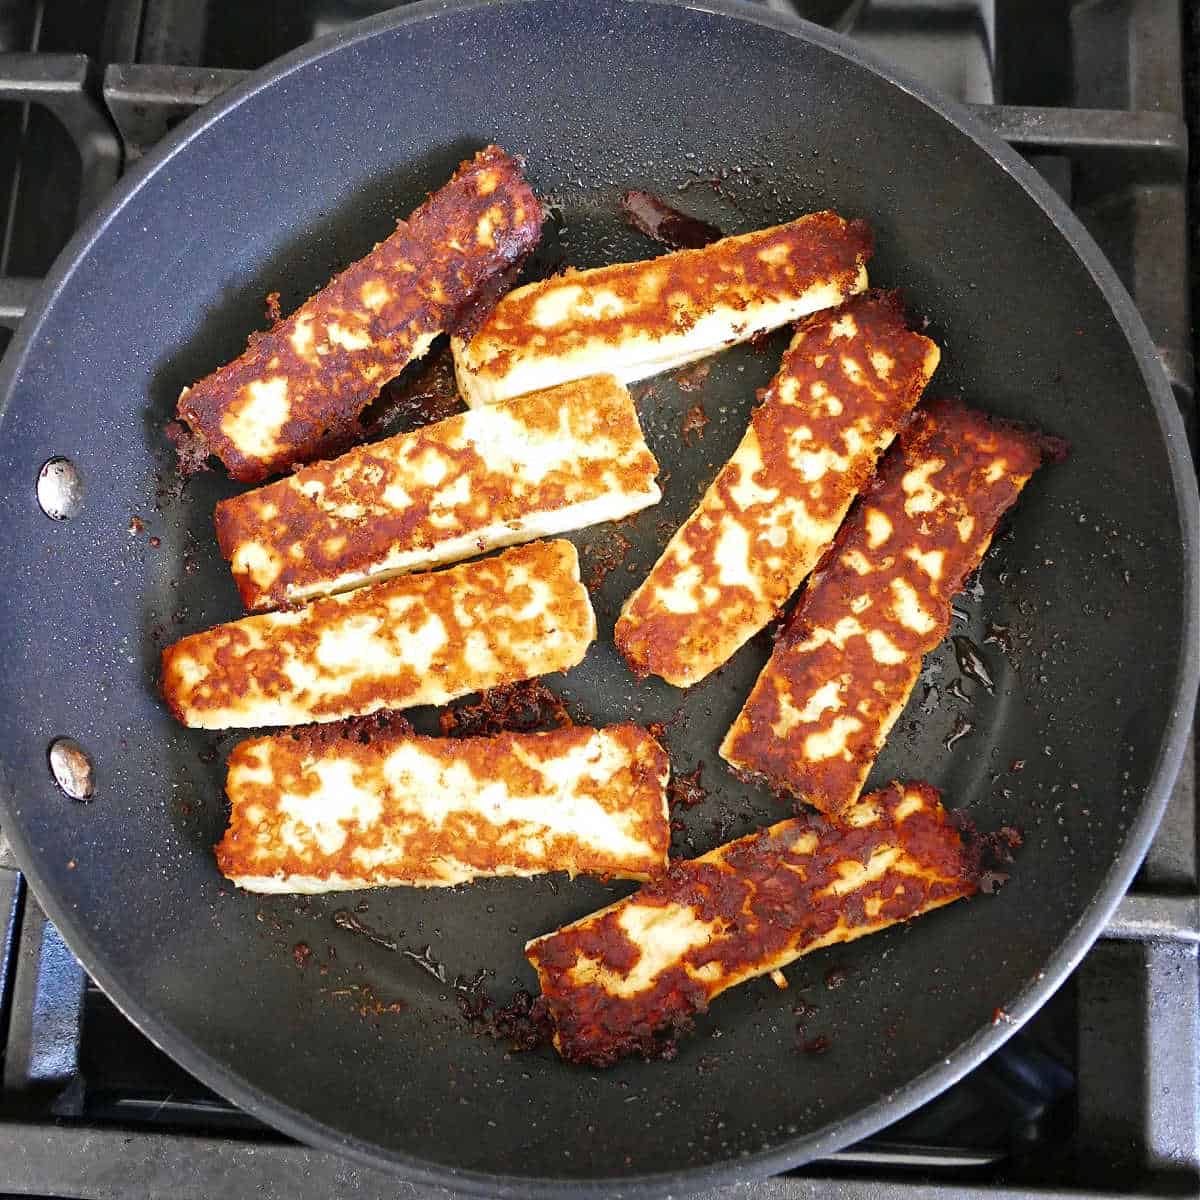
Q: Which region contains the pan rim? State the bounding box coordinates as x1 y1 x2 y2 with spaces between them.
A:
0 0 1195 1195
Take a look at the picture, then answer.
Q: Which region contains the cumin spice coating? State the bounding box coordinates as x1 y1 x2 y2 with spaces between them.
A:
721 399 1065 816
616 291 940 688
215 374 659 612
526 780 976 1066
438 680 573 738
453 210 873 408
666 764 707 810
175 146 542 482
160 539 595 730
680 402 709 446
215 722 671 892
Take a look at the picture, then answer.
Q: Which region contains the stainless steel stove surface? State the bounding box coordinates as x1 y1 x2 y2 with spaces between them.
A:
0 2 1195 1197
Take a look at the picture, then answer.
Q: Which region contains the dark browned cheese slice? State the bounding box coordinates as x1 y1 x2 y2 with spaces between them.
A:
526 780 977 1067
175 145 542 482
721 400 1060 815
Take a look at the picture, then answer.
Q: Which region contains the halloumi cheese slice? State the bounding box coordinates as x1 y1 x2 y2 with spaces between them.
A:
216 722 670 893
526 780 976 1066
216 374 660 612
452 210 872 407
176 146 542 482
616 292 940 687
721 400 1057 815
161 540 594 730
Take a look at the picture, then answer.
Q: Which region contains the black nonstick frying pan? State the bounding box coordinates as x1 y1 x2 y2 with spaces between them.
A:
0 1 1196 1195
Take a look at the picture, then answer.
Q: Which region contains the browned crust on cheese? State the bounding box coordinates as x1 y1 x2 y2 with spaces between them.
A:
721 399 1061 815
214 375 659 612
176 146 542 482
214 723 670 886
160 540 593 728
615 291 939 684
526 780 975 1066
460 211 873 383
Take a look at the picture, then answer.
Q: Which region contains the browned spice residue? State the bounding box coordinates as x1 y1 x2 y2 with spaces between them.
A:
164 420 212 478
680 402 709 446
674 360 711 394
292 942 312 968
458 978 554 1051
292 710 413 751
437 680 573 738
264 291 282 324
582 527 633 590
358 990 407 1018
823 966 847 990
667 764 707 810
326 982 407 1019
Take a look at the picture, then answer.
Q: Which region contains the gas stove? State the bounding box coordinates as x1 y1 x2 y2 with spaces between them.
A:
0 2 1195 1197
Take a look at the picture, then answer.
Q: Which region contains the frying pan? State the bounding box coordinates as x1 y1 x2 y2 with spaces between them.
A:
0 1 1195 1194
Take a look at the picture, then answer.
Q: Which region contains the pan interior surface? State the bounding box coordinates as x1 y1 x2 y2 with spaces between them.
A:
0 1 1192 1191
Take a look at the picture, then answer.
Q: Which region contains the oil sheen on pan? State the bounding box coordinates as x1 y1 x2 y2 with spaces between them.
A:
160 539 595 729
616 291 940 687
215 374 660 612
451 210 873 407
216 722 670 892
176 145 542 482
526 780 977 1067
721 399 1063 815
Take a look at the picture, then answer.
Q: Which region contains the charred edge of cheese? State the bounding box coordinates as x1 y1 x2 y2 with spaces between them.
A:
526 780 976 1067
176 146 543 483
160 539 595 730
215 722 670 893
720 398 1058 815
615 290 940 688
215 374 661 612
451 210 873 408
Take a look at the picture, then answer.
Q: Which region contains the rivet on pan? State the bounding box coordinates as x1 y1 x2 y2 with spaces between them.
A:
37 457 83 520
48 737 95 801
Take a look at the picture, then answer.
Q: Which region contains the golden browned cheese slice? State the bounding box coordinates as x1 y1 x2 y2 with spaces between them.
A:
215 722 670 893
160 540 594 730
215 375 660 612
721 400 1059 815
526 780 977 1066
176 146 542 482
451 211 873 407
615 292 940 687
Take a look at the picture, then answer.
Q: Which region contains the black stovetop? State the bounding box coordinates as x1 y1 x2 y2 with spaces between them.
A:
0 2 1196 1197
